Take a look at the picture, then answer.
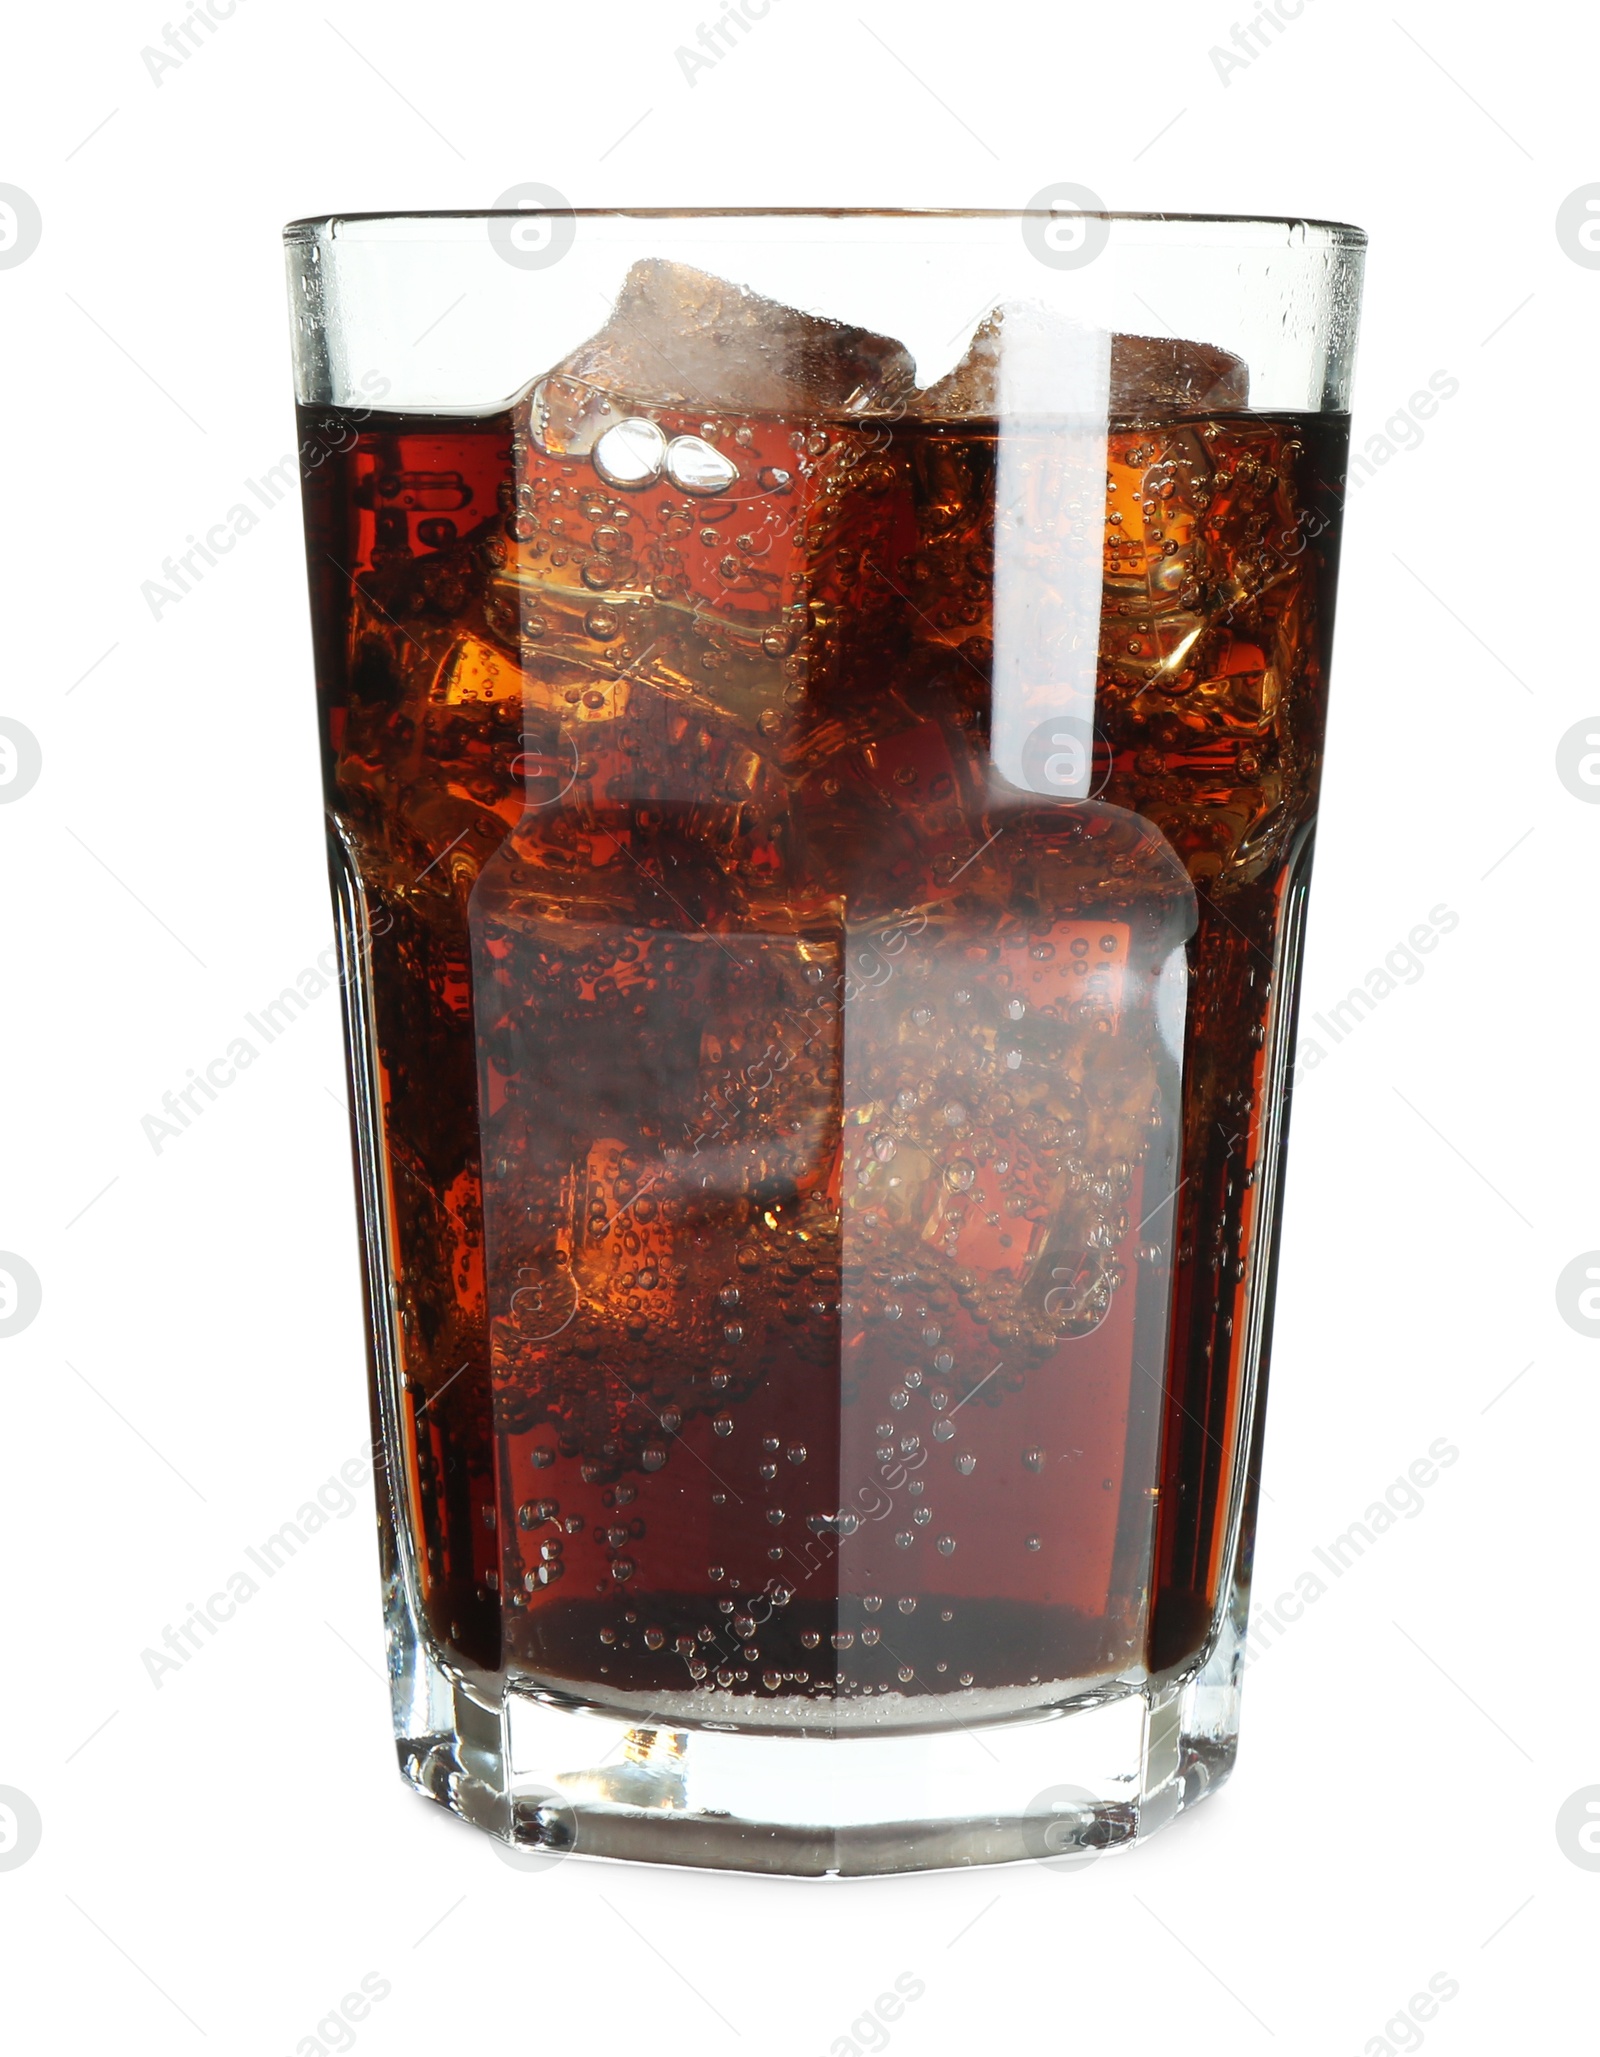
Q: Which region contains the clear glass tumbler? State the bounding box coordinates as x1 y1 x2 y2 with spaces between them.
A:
285 208 1364 1875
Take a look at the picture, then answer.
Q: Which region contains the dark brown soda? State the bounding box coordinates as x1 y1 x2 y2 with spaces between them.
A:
298 390 1346 1710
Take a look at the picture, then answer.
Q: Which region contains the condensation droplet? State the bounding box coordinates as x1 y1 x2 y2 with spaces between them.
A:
955 1453 977 1476
936 1534 957 1556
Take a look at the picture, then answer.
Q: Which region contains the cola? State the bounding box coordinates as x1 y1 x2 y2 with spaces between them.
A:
298 262 1346 1726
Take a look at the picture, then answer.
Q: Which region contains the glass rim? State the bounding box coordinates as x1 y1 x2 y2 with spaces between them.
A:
284 208 1367 244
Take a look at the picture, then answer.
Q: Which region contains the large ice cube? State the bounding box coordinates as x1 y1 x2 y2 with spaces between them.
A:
494 264 923 859
547 258 918 415
917 302 1248 417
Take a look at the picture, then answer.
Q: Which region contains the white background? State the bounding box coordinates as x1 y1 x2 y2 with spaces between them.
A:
1 2 1595 2051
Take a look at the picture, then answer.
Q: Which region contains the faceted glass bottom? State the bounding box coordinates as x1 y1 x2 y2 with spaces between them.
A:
388 1565 1246 1877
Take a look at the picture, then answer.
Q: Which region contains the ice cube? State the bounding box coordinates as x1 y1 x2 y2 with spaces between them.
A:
547 258 918 415
1110 331 1249 415
499 264 922 838
917 303 1248 417
837 803 1195 1359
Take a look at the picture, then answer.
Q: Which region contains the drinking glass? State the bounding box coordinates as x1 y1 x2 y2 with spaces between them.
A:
285 207 1364 1874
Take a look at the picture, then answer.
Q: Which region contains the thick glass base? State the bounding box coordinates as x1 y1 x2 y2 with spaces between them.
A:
390 1574 1244 1877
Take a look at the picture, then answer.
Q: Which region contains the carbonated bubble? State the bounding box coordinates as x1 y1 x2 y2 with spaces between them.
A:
593 417 668 488
665 435 739 495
